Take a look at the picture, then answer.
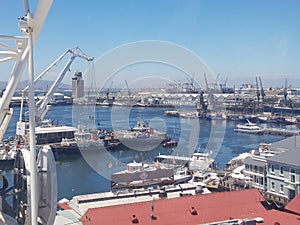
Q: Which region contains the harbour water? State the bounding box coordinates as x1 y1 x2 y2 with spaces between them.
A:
2 105 287 200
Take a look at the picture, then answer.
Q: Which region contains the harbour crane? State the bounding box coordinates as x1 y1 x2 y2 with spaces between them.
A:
203 73 209 92
284 78 288 106
20 47 93 125
255 77 260 103
106 81 113 101
259 76 265 104
125 80 132 105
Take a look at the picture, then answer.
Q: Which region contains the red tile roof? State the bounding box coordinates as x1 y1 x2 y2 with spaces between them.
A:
285 194 300 215
79 189 300 225
58 201 72 210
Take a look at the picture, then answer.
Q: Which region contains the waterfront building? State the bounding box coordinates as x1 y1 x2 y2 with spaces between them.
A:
244 156 266 190
56 189 300 225
243 143 288 192
265 135 300 207
72 71 84 99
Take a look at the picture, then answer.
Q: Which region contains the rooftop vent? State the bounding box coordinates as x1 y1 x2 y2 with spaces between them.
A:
150 214 157 220
131 214 139 224
190 206 198 216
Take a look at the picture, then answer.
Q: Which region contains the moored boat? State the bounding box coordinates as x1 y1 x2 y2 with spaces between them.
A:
112 118 170 151
162 140 178 148
234 120 264 134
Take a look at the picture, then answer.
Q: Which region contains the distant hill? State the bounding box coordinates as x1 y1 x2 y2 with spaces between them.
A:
0 80 72 92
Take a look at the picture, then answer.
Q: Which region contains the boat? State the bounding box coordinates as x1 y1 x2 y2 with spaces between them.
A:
190 171 220 189
234 120 265 134
73 125 105 151
284 116 299 125
156 152 215 171
206 112 226 120
162 140 178 148
173 167 192 184
110 118 170 151
110 161 175 190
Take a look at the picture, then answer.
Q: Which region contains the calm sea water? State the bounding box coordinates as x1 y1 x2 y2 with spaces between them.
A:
2 105 285 200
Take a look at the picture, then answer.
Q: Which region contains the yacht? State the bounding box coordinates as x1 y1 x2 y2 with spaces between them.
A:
234 120 265 134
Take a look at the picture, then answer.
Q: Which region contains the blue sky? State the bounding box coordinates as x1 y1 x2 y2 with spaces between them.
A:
1 0 300 88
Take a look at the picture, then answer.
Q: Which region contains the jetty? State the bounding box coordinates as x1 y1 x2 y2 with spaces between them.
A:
262 128 300 136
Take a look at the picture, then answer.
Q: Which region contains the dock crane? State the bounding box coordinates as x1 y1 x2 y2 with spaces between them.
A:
106 81 113 101
259 76 265 104
284 78 288 106
203 73 209 92
255 77 261 103
20 47 93 125
125 80 132 105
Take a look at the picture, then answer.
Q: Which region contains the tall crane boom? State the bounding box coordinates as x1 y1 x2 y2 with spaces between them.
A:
21 47 93 123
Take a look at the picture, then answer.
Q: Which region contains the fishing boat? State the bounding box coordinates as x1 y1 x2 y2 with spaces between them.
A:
234 120 265 134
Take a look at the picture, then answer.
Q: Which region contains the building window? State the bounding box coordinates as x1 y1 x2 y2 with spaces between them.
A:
291 168 295 174
280 184 284 193
291 174 295 183
260 177 264 185
271 182 275 191
280 166 284 175
271 165 275 173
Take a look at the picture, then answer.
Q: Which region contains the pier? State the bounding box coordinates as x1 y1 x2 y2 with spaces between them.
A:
262 128 300 136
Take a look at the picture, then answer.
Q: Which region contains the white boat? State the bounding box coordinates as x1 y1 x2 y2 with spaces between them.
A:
156 152 215 171
190 171 220 189
234 120 264 134
173 167 192 184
